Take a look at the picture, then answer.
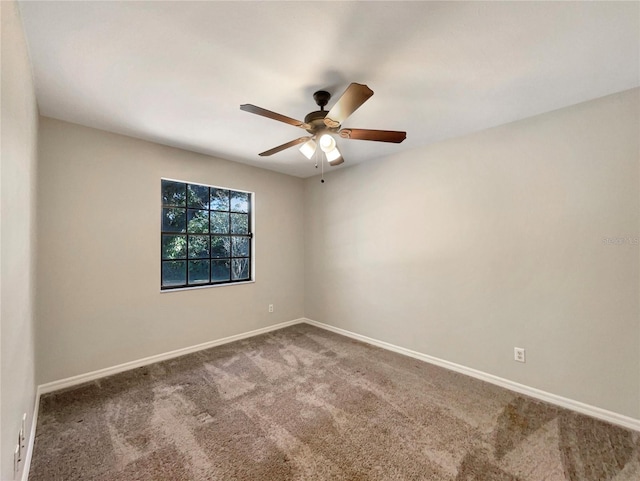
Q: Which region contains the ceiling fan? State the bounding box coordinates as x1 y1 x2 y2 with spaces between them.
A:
240 83 406 168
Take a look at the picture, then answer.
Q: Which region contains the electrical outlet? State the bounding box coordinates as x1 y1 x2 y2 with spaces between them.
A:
268 304 274 313
514 347 526 363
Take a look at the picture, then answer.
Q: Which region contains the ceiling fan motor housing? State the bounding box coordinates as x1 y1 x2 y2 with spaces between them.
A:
304 110 333 134
305 90 338 135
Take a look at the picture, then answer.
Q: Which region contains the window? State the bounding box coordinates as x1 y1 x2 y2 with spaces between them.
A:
161 179 252 290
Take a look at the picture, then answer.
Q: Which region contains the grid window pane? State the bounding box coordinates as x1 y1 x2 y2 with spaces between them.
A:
231 191 249 213
211 259 231 282
162 180 251 289
210 189 229 211
232 236 249 257
162 261 186 286
232 258 250 280
162 208 186 233
188 235 209 259
187 184 209 209
211 212 229 234
187 209 209 233
162 180 186 207
211 236 230 258
230 213 249 234
162 235 186 260
188 260 210 284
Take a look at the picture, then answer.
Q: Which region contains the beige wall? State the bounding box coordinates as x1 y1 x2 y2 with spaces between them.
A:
27 72 640 426
305 89 640 418
36 118 305 383
1 1 39 479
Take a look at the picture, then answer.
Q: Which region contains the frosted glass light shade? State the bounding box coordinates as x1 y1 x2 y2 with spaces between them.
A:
326 146 341 163
299 139 317 159
319 134 336 153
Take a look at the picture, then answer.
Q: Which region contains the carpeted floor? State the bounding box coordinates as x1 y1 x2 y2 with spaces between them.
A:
30 324 639 480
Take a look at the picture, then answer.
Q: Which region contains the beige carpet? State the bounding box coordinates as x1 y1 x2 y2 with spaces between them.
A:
29 324 639 480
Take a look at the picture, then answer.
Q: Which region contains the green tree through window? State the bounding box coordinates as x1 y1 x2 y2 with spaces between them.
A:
161 179 252 289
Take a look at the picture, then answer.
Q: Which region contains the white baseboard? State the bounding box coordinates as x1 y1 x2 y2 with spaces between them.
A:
28 314 639 481
21 391 40 481
38 318 305 395
303 318 640 432
24 318 306 480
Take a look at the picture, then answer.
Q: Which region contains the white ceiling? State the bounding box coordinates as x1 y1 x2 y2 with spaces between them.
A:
18 1 640 178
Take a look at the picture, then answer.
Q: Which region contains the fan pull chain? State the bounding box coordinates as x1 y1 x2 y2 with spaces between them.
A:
312 142 324 183
314 140 319 169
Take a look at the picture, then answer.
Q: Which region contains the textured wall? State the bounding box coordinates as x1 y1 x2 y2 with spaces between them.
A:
304 89 640 418
1 1 39 478
36 118 305 383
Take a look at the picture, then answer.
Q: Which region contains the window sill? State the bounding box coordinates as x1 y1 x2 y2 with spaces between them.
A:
160 280 255 293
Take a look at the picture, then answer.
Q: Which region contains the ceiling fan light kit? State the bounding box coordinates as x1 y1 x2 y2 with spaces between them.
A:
325 145 341 162
299 139 317 160
327 155 344 167
240 82 407 182
319 134 336 153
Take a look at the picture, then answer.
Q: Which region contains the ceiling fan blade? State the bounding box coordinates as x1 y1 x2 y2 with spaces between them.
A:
258 137 311 157
324 83 374 128
240 104 311 130
339 128 406 143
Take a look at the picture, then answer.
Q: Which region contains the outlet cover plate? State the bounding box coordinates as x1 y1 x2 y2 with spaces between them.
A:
14 444 20 474
514 347 526 363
